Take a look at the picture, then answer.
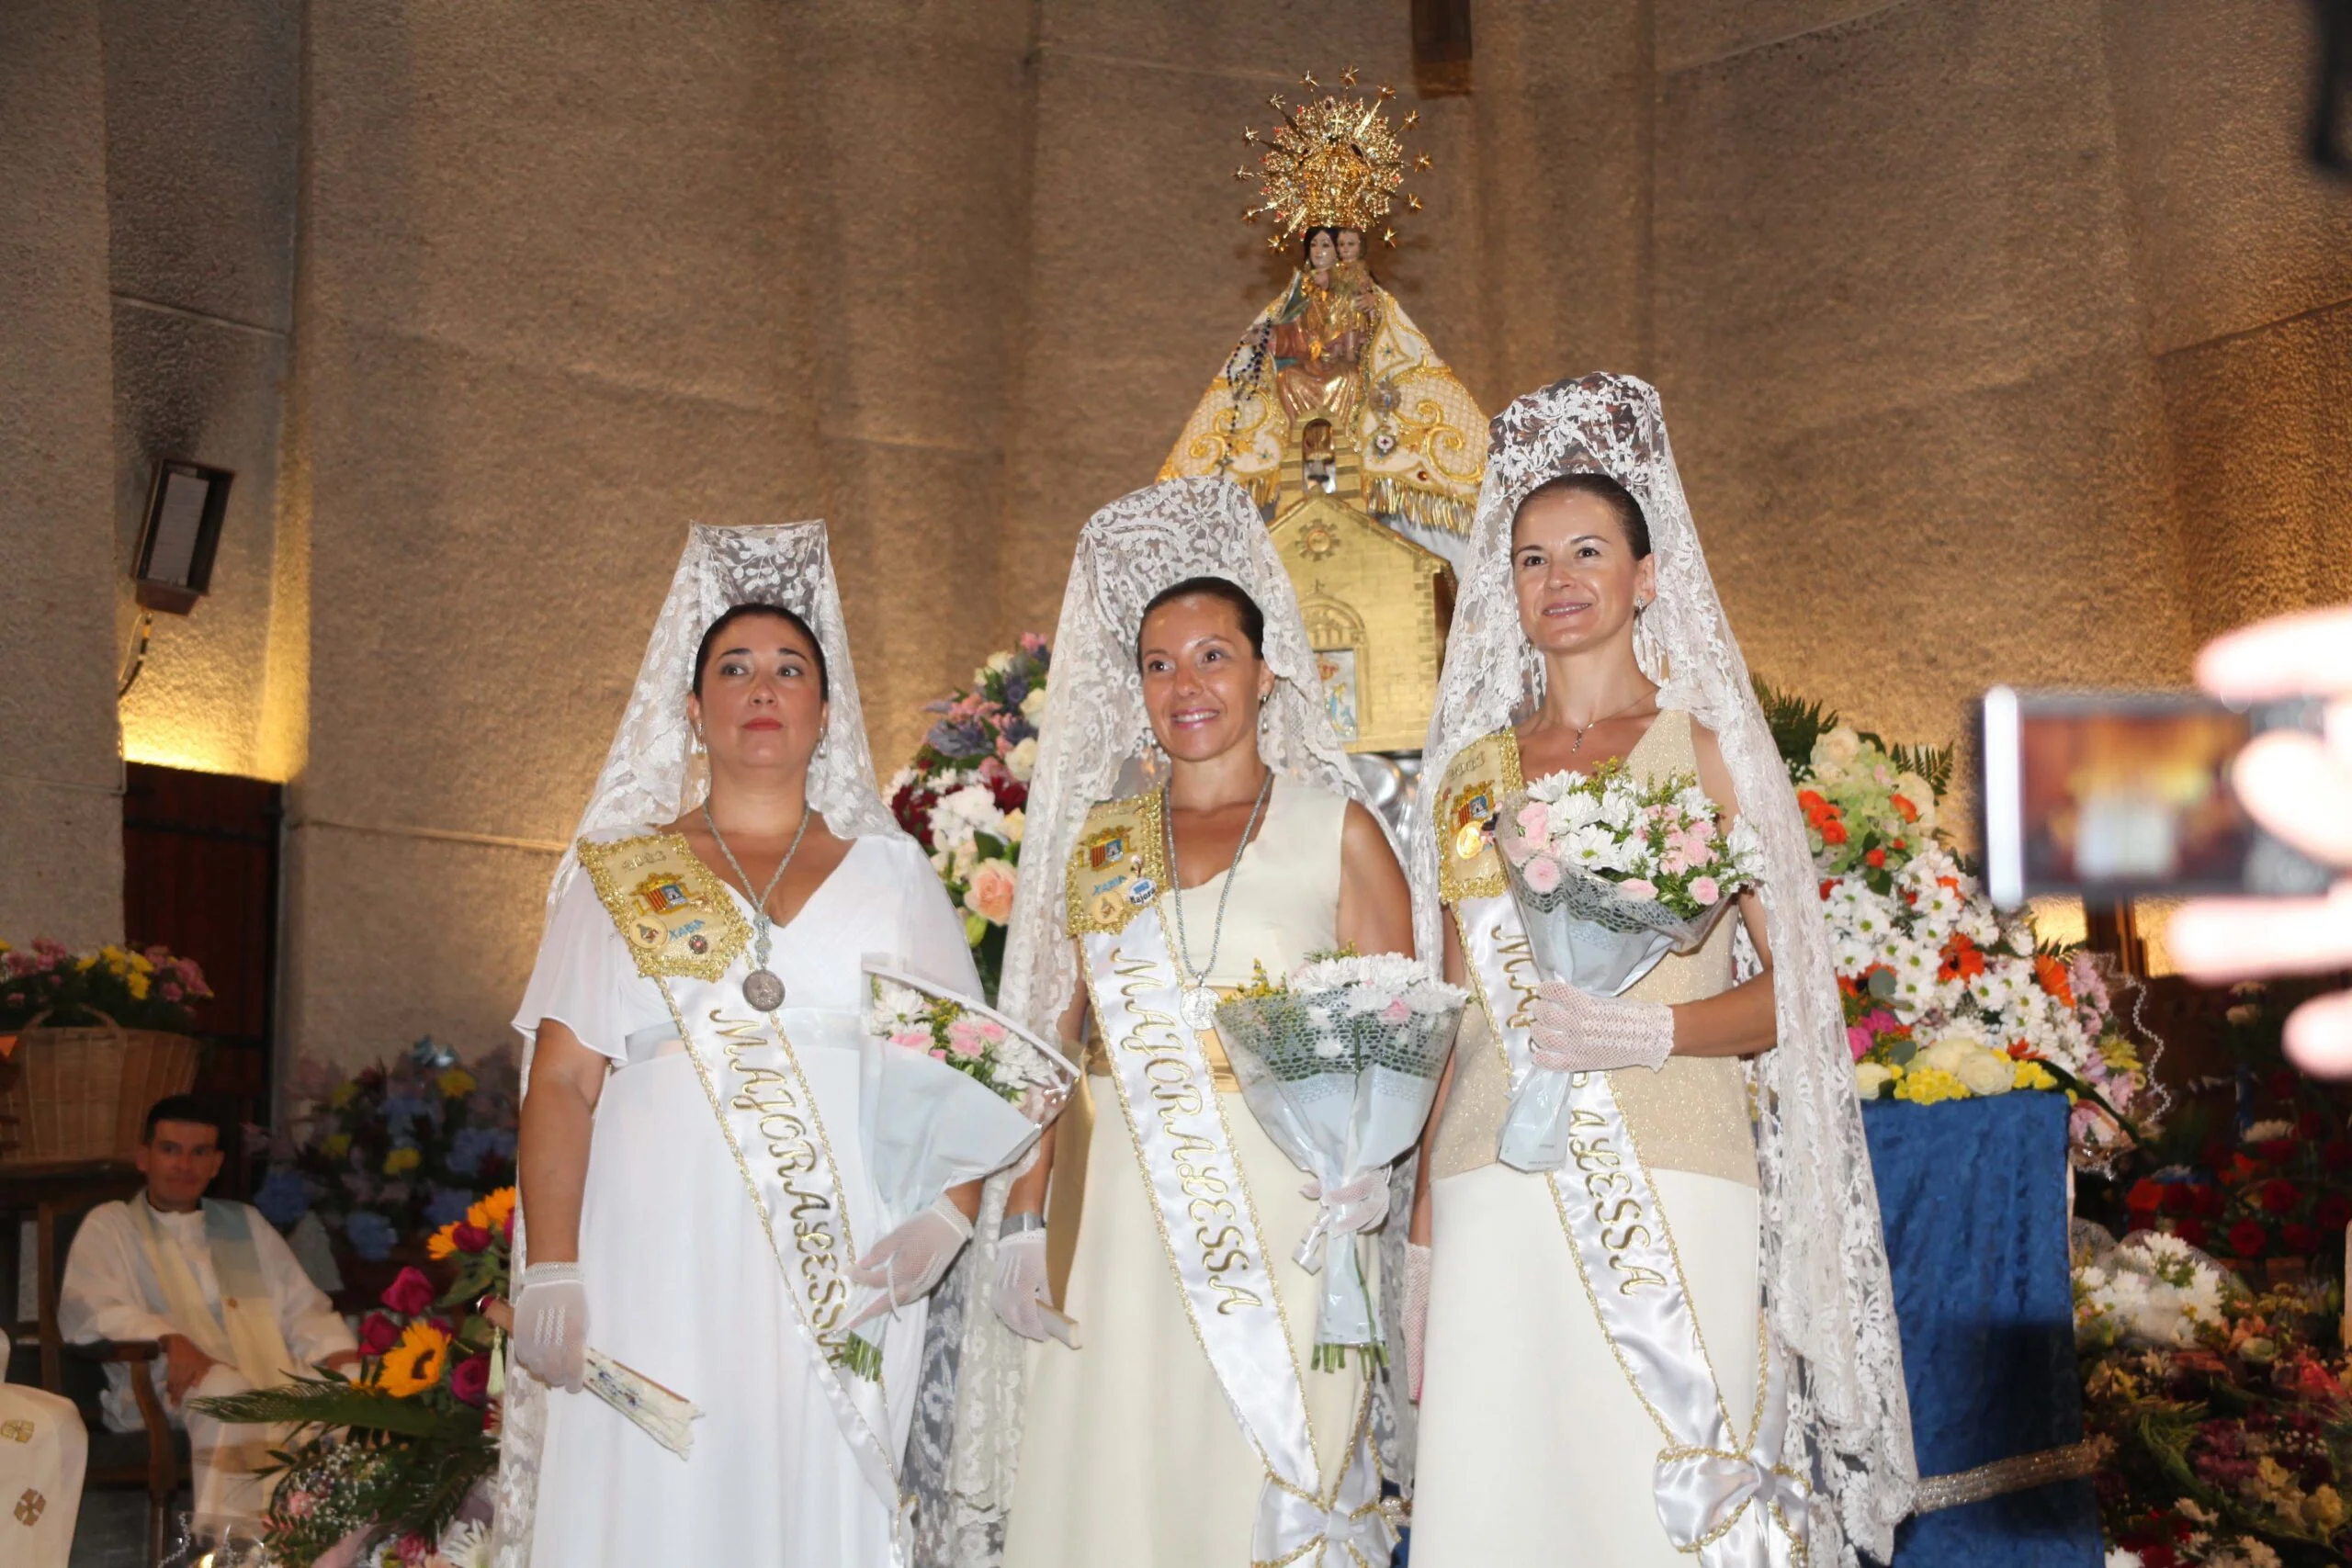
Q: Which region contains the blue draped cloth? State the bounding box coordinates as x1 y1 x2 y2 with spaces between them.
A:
1861 1092 2102 1566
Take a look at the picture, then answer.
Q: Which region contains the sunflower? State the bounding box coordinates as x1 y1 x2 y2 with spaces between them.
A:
376 1320 452 1397
426 1222 460 1261
468 1187 517 1235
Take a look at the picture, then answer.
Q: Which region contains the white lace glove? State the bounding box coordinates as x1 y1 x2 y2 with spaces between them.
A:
1401 1240 1432 1403
990 1227 1078 1347
846 1196 973 1328
1528 980 1674 1074
512 1261 587 1392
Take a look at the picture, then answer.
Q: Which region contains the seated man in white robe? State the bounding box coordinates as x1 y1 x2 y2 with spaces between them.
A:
0 1328 87 1568
58 1096 358 1521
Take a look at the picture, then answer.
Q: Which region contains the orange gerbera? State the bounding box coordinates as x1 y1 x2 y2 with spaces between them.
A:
468 1187 517 1234
377 1320 451 1397
1938 933 1986 983
2034 952 2076 1008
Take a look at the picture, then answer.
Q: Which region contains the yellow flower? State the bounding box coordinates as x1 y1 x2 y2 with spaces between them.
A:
128 952 154 974
329 1082 359 1110
126 973 152 1000
468 1187 517 1234
2308 1483 2347 1533
2012 1060 2058 1092
383 1146 422 1177
376 1320 451 1397
321 1133 352 1159
1894 1065 1969 1106
437 1066 476 1099
426 1222 460 1261
75 955 97 972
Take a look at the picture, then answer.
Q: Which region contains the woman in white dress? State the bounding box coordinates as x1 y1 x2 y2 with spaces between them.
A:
979 479 1415 1568
1403 376 1915 1567
501 522 994 1568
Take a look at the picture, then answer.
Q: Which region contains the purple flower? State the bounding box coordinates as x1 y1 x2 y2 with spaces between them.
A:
343 1209 397 1261
253 1168 314 1228
425 1186 475 1226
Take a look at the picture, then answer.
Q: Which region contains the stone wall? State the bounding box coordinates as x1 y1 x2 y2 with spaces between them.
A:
4 0 2346 1066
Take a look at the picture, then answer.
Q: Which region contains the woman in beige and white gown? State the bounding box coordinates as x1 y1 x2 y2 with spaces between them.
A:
1402 375 1915 1566
982 479 1417 1568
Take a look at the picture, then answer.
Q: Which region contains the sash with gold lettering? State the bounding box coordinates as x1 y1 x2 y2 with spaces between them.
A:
575 833 905 1535
1067 794 1391 1568
1435 737 1811 1566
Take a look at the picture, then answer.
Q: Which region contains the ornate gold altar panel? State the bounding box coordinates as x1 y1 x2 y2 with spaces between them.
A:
1271 490 1448 754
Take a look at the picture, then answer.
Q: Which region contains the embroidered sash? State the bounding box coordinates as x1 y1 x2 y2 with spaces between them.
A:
1068 795 1391 1568
1435 737 1811 1567
576 834 905 1544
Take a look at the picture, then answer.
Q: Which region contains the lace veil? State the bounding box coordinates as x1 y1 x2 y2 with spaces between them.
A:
494 519 903 1568
1414 375 1916 1562
924 477 1391 1562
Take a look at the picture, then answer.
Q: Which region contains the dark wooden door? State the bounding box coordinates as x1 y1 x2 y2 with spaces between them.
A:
120 764 280 1120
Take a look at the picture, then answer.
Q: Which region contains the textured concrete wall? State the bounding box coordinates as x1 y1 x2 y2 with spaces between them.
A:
0 0 125 949
103 0 301 784
17 0 2350 1059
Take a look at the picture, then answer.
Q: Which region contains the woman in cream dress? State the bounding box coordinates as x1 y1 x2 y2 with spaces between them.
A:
983 479 1416 1568
1403 377 1915 1566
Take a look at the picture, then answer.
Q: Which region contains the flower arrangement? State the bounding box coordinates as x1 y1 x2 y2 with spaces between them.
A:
1756 684 2161 1164
0 938 209 1032
257 1039 519 1264
1498 760 1765 920
867 974 1039 1104
1216 952 1464 1367
888 635 1050 1000
193 1187 516 1568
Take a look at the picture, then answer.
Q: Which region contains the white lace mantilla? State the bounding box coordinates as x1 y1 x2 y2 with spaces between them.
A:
1414 375 1916 1563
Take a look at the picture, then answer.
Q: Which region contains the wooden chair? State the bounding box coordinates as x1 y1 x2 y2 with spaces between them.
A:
2 1163 188 1567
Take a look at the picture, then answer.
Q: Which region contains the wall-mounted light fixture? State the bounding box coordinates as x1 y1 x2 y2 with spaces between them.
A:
131 458 232 615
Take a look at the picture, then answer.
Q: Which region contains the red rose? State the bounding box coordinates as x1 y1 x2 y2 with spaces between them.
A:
2299 1111 2328 1139
2127 1179 2165 1213
2257 1138 2297 1165
2205 1138 2239 1171
2160 1183 2194 1213
2283 1223 2321 1254
1820 820 1849 846
2259 1179 2301 1215
451 1222 492 1254
357 1312 401 1356
2171 1218 2209 1249
379 1265 435 1316
450 1351 492 1406
1865 848 1887 869
2318 1194 2352 1230
2227 1219 2268 1258
2191 1183 2227 1217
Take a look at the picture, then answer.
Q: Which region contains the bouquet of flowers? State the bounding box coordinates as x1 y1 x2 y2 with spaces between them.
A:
192 1193 519 1568
258 1039 519 1264
1493 761 1766 996
846 961 1077 1374
1214 953 1466 1369
0 938 209 1032
1756 685 2164 1165
888 635 1050 1000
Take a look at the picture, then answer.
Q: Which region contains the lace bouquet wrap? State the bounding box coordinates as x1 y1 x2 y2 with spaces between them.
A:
1214 953 1465 1368
850 960 1078 1375
1494 761 1765 1170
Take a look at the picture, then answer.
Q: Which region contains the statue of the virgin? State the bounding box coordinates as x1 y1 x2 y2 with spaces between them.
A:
1159 72 1486 573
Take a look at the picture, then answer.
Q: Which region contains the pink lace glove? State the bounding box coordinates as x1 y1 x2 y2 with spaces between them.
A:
1528 980 1674 1074
1401 1240 1432 1403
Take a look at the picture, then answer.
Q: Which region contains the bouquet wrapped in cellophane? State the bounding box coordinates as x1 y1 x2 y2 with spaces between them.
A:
846 960 1078 1374
1492 761 1765 1169
1214 953 1465 1369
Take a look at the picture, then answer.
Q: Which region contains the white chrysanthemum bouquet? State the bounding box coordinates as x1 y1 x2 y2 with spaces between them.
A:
1214 953 1466 1369
2073 1225 2236 1352
1494 759 1767 996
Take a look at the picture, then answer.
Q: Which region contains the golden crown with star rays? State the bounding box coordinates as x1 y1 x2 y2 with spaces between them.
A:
1233 68 1431 250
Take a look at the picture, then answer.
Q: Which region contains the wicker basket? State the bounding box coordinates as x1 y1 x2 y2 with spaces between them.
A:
0 1013 201 1166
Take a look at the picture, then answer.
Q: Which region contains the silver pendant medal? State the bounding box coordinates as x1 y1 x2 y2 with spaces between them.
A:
743 965 786 1013
1162 772 1274 1039
1180 986 1218 1031
700 802 811 1018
